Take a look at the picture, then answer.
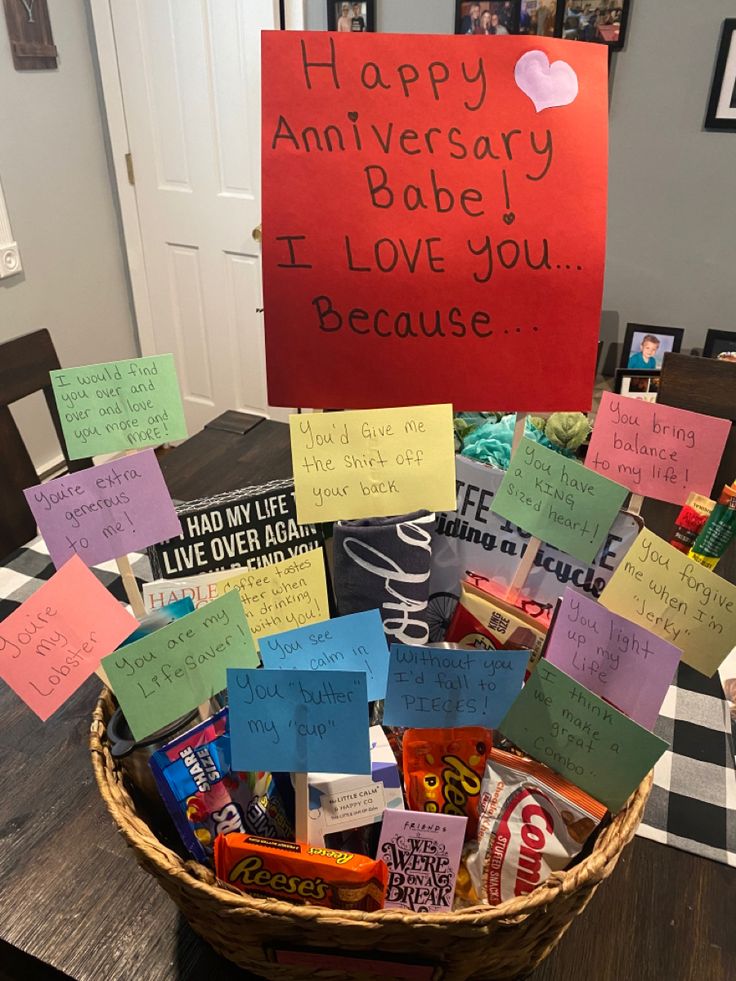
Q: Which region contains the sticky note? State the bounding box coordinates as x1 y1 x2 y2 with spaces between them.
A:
290 404 456 524
259 610 389 701
147 479 322 579
227 668 370 774
101 589 258 740
24 449 181 569
586 392 731 506
599 530 736 677
544 588 681 729
50 354 187 459
498 661 668 813
215 548 329 641
0 556 137 720
383 644 527 729
262 33 609 412
491 438 628 563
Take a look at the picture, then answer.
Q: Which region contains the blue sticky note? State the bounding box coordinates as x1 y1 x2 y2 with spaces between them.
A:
259 610 389 701
383 645 528 729
227 668 370 774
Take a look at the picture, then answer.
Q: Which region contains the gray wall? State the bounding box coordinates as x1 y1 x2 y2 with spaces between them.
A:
0 0 137 471
305 1 735 356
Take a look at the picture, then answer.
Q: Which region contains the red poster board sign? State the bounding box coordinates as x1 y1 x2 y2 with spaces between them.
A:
262 33 608 411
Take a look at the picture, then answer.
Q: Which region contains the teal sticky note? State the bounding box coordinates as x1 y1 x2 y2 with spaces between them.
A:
498 661 668 813
491 438 628 563
50 354 188 459
101 589 258 740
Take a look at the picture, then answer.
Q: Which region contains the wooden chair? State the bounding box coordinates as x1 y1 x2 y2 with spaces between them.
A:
0 329 91 557
657 352 736 496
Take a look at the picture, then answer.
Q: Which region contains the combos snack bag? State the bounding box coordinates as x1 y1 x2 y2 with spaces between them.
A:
215 834 388 911
150 708 292 864
403 727 493 839
467 748 606 906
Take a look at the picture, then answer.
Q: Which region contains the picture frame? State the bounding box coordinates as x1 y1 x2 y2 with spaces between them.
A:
702 328 736 362
705 21 736 132
327 0 375 32
619 323 684 371
557 0 631 50
614 369 659 403
455 1 525 36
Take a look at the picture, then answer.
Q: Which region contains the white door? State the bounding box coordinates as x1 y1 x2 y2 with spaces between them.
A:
107 0 286 431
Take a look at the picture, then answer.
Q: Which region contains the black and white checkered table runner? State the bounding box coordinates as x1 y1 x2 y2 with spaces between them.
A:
1 538 734 867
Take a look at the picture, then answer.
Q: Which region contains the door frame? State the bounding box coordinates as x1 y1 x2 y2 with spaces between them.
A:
89 0 303 358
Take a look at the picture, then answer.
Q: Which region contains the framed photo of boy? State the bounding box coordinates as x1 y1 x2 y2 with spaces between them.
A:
558 1 630 50
705 20 736 132
615 369 659 403
702 329 736 362
619 323 684 371
327 0 375 32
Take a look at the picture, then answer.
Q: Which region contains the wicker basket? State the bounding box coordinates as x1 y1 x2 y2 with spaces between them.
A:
90 689 652 981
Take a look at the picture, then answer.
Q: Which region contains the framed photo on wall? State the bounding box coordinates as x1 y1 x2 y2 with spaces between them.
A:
615 369 659 403
619 323 684 371
703 329 736 361
455 1 518 35
518 0 558 37
705 20 736 132
558 0 630 50
327 1 375 32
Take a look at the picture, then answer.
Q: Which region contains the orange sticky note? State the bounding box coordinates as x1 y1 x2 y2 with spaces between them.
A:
0 556 138 720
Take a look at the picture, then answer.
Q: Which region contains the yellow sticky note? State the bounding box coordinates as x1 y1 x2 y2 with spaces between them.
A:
215 547 329 642
599 530 736 676
289 404 456 524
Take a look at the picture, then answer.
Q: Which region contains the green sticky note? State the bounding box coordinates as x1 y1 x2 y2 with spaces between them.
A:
491 438 628 563
498 661 668 813
101 590 258 740
50 354 188 459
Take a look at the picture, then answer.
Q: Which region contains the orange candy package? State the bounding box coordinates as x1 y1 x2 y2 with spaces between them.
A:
214 833 388 911
402 727 493 839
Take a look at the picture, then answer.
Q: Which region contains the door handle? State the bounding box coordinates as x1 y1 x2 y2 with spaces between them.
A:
252 223 262 242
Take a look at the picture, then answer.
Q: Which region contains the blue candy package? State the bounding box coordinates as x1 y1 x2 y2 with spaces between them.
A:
149 707 292 864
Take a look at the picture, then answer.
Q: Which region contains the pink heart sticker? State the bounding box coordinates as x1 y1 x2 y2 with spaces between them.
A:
514 50 579 113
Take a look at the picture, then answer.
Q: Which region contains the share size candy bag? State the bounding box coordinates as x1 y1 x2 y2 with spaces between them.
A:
402 727 493 839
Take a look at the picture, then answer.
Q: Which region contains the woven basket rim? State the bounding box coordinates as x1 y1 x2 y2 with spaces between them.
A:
90 687 652 927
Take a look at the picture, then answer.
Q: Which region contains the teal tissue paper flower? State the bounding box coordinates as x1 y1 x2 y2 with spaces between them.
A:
460 414 575 469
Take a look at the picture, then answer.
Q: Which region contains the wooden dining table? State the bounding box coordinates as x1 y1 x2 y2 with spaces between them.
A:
0 414 732 981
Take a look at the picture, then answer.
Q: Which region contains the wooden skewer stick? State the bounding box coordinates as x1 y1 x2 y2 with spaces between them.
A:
294 771 309 843
115 553 146 618
506 536 542 606
512 411 527 454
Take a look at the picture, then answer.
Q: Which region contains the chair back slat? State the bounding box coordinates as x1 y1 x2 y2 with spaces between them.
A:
0 329 92 557
657 352 736 497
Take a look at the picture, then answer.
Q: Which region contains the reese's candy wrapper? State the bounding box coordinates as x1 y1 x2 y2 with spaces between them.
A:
214 834 388 911
149 708 292 864
403 727 492 839
467 747 606 906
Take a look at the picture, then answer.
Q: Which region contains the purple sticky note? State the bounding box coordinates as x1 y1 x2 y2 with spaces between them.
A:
377 809 466 913
25 448 181 569
544 587 681 729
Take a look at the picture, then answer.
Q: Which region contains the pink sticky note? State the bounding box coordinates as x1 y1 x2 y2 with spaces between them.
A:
544 587 681 729
24 449 181 568
0 556 137 720
586 392 731 505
